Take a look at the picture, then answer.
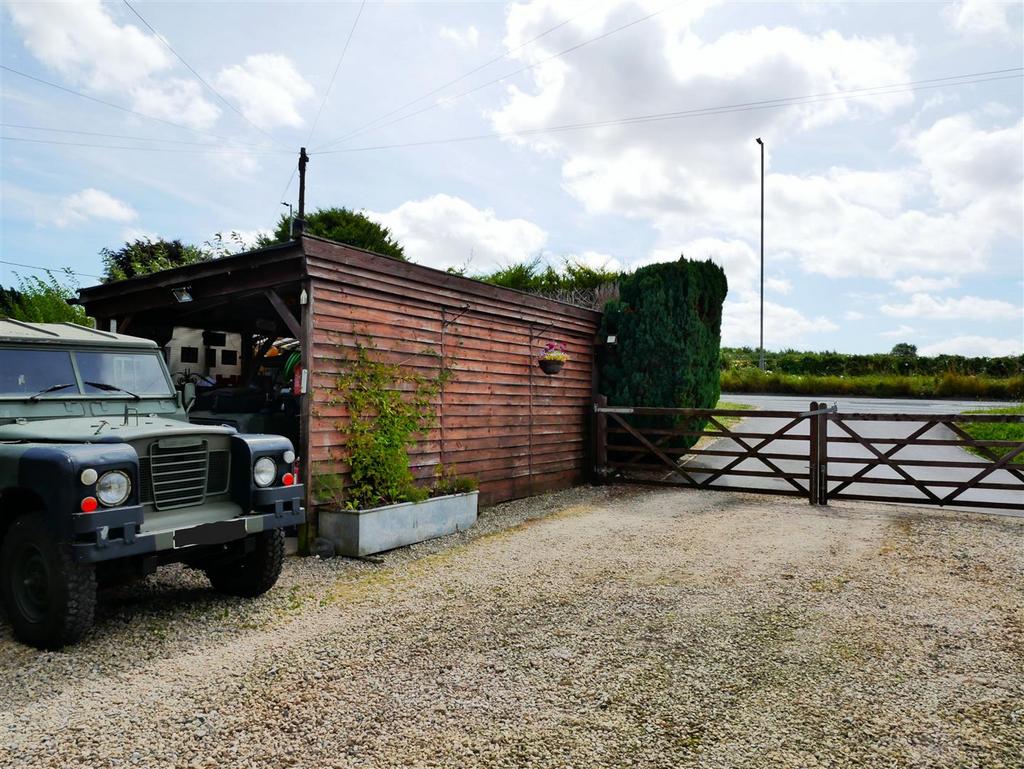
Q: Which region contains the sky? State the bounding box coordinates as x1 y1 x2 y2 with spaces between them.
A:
1 0 1022 355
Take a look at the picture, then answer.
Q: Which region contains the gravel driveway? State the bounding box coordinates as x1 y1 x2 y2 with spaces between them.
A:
2 486 1022 768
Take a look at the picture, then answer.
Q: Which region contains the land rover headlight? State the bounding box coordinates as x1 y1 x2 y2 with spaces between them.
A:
253 456 276 487
96 471 131 507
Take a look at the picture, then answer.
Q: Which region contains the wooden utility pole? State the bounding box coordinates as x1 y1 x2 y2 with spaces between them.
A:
295 147 309 237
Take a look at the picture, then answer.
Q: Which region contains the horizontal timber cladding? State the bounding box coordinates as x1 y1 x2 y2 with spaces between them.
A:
302 235 601 506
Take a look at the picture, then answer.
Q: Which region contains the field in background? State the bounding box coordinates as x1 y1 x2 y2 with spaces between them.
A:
962 404 1024 465
720 347 1023 400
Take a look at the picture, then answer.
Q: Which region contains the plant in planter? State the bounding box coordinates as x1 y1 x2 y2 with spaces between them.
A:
315 342 480 556
538 341 569 375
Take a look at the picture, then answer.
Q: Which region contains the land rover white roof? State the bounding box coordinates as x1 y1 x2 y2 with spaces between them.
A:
0 319 158 348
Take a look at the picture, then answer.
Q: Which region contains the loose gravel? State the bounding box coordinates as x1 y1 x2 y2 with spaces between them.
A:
1 486 1022 768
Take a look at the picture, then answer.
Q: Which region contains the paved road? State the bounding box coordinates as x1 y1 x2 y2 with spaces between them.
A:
684 394 1023 514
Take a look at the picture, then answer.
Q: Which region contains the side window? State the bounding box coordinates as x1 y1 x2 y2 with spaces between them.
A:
180 346 199 363
205 348 217 367
221 349 238 366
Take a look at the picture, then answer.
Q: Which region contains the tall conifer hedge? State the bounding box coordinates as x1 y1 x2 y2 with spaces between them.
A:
599 258 728 448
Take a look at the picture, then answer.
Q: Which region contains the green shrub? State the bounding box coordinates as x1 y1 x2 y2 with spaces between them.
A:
721 347 1023 378
332 343 451 509
720 369 1024 400
599 257 728 448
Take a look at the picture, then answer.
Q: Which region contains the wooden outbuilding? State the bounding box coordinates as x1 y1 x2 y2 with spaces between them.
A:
77 236 601 529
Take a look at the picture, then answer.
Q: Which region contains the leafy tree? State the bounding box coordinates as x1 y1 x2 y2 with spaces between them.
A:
891 342 918 358
473 256 619 293
268 207 406 261
0 269 92 326
100 238 210 283
600 257 728 449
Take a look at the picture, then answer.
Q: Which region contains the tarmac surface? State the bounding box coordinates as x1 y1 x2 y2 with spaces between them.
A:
685 394 1024 515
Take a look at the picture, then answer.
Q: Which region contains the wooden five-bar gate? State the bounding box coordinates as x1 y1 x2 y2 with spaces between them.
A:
593 399 1024 512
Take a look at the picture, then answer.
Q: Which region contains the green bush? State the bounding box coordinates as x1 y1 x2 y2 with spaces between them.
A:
332 343 451 509
720 369 1024 400
721 347 1023 379
1 270 93 326
599 258 728 448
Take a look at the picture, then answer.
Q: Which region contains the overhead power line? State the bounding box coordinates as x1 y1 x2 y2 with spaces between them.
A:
0 259 103 281
310 69 1023 156
312 5 587 151
313 0 681 151
0 64 269 148
0 135 290 154
0 122 254 149
279 0 368 205
306 0 367 146
121 0 285 149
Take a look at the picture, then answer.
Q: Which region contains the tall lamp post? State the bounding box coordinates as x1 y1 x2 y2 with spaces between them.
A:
755 137 765 371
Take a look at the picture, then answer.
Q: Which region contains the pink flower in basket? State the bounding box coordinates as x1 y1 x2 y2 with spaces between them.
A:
539 341 569 362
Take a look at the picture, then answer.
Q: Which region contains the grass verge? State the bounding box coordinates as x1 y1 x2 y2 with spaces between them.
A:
961 405 1024 465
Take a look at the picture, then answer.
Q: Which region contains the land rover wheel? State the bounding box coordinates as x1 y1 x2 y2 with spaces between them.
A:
205 529 284 598
0 514 96 649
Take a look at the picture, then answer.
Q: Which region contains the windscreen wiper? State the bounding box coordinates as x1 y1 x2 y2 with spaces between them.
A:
28 383 76 401
84 381 141 400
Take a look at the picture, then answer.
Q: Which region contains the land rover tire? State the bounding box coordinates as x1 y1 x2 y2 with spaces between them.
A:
0 513 97 649
205 529 284 598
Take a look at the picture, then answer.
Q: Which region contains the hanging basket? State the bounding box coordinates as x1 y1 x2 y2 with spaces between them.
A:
538 358 564 375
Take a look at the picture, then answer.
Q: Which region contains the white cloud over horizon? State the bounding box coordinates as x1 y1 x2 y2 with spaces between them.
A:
919 335 1023 357
880 292 1022 321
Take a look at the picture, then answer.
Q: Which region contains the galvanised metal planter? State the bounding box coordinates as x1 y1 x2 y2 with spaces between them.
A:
318 491 479 557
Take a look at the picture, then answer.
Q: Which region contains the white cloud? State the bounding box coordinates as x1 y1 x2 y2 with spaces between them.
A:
943 0 1013 36
908 114 1024 212
8 0 218 127
568 250 623 272
765 277 792 295
919 335 1023 357
844 310 865 321
56 189 137 228
216 54 314 129
879 324 916 338
891 275 960 293
7 0 170 90
880 293 1022 321
721 297 837 348
130 79 221 130
490 4 1022 287
439 24 480 48
369 194 548 271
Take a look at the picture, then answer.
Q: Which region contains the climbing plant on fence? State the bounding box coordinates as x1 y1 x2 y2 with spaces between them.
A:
321 342 452 510
599 257 728 449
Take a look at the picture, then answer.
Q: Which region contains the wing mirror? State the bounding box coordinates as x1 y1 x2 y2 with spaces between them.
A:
182 381 197 413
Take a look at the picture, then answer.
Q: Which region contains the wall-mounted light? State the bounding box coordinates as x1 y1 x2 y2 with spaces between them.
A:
171 287 193 303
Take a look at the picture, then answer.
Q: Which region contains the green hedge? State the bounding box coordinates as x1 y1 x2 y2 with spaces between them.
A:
722 347 1023 378
721 369 1024 400
599 258 728 448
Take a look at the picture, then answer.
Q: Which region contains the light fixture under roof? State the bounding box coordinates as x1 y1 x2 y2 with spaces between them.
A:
171 287 193 303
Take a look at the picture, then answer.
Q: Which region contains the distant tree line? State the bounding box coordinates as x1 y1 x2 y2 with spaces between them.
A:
721 346 1023 378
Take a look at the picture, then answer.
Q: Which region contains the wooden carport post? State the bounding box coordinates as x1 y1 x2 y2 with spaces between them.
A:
297 277 315 553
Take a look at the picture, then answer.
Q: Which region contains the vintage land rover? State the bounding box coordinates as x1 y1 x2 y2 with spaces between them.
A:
0 320 304 649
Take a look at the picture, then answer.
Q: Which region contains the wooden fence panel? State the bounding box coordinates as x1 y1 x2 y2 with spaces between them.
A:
303 237 601 507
